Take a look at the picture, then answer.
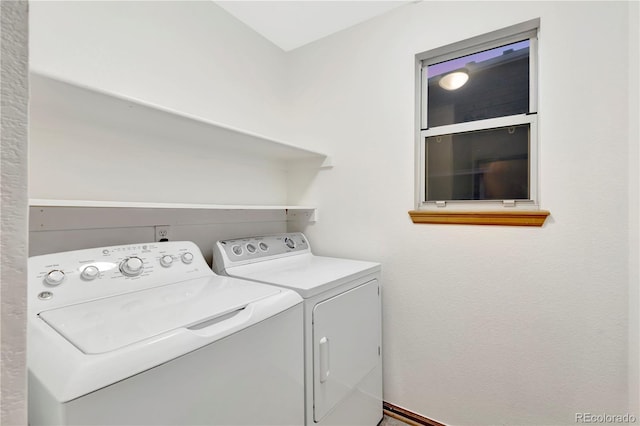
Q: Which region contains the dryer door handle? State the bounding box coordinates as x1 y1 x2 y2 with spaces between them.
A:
319 336 330 383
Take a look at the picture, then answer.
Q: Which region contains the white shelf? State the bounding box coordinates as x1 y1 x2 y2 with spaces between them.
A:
29 199 317 232
29 199 316 211
29 72 332 168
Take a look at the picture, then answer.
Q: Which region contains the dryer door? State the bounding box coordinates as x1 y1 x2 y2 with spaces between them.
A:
312 279 380 423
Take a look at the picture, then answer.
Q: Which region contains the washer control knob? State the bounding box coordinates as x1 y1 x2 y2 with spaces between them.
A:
246 243 257 254
44 270 65 286
284 237 296 250
81 265 100 281
259 242 269 252
181 252 194 264
120 257 144 277
160 255 174 268
231 245 243 256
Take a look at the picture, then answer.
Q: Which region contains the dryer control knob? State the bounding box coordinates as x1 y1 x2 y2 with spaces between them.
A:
181 252 194 264
44 270 65 286
160 255 174 268
120 257 144 277
81 265 100 281
284 237 296 249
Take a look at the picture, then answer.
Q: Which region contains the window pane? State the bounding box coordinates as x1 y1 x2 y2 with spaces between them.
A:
427 40 529 128
425 124 529 201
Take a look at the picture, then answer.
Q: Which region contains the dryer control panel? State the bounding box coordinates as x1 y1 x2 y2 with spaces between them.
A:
28 241 211 313
213 233 310 274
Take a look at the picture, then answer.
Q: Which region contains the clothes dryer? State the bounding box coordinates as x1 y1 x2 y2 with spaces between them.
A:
28 241 304 425
213 233 382 426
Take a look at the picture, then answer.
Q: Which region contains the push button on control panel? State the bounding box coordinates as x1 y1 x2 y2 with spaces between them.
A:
38 291 53 300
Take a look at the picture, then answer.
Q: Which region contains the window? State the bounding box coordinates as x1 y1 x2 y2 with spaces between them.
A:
415 19 540 213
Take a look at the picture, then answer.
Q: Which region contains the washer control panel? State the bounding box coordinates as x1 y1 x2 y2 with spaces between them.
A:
29 241 211 312
213 233 310 273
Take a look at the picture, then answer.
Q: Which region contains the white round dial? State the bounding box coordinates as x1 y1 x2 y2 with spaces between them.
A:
120 257 144 276
81 265 100 281
44 270 65 286
231 245 243 256
181 252 194 264
246 243 257 254
160 255 174 268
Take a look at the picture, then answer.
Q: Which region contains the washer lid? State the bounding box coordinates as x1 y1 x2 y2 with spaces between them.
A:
225 254 380 298
38 275 281 354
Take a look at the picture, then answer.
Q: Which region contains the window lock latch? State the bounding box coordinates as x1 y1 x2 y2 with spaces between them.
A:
436 201 447 208
503 200 516 207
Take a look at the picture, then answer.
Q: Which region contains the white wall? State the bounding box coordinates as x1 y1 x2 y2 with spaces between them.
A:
287 2 636 425
0 0 29 423
29 1 293 205
30 0 289 141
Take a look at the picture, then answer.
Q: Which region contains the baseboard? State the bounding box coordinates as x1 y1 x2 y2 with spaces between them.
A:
383 402 446 426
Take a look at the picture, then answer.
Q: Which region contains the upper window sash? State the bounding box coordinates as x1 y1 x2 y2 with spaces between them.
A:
419 19 539 130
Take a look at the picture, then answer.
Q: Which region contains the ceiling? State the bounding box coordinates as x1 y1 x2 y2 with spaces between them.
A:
215 1 410 51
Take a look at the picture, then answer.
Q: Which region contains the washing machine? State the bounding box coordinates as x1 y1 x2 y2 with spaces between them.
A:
28 241 304 425
213 232 382 426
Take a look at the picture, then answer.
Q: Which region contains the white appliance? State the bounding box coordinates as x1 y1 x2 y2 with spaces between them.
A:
213 233 382 426
28 241 304 426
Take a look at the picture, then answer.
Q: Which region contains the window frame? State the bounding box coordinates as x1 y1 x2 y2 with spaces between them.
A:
415 19 540 211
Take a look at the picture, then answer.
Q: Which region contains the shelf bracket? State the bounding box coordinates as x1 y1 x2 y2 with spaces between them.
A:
286 208 318 223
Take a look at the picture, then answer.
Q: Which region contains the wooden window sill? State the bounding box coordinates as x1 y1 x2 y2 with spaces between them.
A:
408 210 550 226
